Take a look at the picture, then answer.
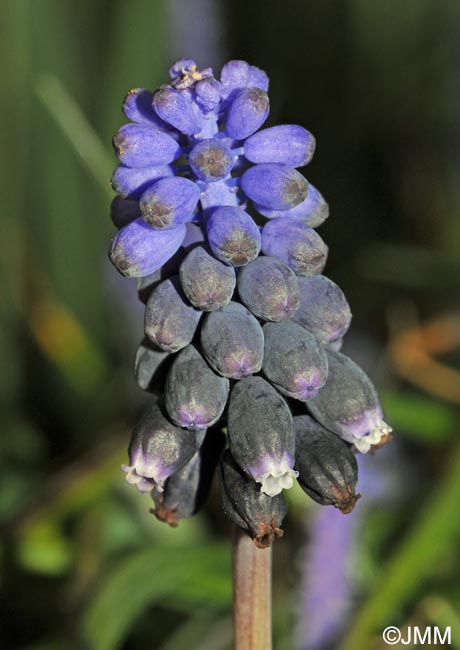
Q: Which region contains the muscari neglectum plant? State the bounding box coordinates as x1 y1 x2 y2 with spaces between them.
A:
109 58 393 650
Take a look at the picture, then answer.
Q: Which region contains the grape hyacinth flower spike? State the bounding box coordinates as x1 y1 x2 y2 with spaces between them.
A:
109 56 392 650
111 54 392 530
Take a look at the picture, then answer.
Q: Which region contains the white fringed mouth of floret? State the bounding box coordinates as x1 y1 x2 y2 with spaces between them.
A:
352 420 393 454
122 459 167 493
251 455 299 497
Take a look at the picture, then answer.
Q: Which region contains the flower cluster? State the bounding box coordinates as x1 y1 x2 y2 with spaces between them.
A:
110 59 392 547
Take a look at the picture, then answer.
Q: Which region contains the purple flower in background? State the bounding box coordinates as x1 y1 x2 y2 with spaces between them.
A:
167 0 225 73
294 449 401 650
296 501 356 650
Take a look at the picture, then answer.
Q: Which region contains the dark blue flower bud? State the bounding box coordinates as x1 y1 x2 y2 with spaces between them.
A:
220 61 269 102
111 163 174 199
220 60 250 100
134 338 173 394
136 270 163 304
171 64 214 91
113 124 181 167
220 450 287 548
169 59 197 79
261 219 328 276
294 415 360 513
109 219 186 278
110 196 139 229
207 206 261 266
326 338 344 352
179 245 236 310
182 222 208 248
263 321 328 400
139 177 200 229
228 376 297 496
255 183 329 228
307 351 392 453
188 139 234 183
144 276 202 352
241 163 308 210
151 429 225 526
238 256 299 321
165 345 229 430
292 275 352 344
201 302 264 379
122 402 199 493
195 78 222 112
152 85 198 135
248 65 269 91
244 125 315 167
137 223 206 303
123 88 174 131
225 88 269 140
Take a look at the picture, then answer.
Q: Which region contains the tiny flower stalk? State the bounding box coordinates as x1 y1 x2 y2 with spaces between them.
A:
109 57 392 650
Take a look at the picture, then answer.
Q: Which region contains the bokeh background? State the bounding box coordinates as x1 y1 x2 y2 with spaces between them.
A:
1 1 459 649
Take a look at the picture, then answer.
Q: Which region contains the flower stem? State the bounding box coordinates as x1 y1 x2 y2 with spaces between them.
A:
232 525 272 650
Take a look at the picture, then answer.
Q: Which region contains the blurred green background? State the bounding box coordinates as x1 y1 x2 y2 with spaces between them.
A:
1 1 459 649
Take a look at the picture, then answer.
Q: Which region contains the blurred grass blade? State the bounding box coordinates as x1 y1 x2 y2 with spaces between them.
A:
1 0 31 404
85 544 231 650
13 436 125 534
157 613 231 650
35 72 113 198
421 596 460 649
99 0 166 135
342 444 460 650
381 390 456 442
29 291 108 394
17 519 73 576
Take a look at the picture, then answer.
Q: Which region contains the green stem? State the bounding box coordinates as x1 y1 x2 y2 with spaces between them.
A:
232 526 272 650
